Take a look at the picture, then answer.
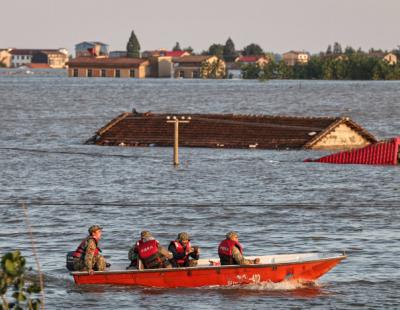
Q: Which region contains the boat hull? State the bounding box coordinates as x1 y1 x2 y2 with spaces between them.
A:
72 255 345 288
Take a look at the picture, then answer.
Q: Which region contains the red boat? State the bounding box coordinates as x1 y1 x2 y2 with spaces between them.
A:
71 252 346 288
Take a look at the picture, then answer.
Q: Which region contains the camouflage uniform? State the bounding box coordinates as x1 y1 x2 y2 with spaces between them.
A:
128 231 173 269
231 246 256 265
73 225 107 272
221 231 259 265
73 238 107 271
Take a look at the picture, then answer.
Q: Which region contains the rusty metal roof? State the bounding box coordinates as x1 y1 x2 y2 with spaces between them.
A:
87 112 377 150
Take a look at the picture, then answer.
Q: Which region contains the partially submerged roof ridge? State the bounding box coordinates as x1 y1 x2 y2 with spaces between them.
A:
148 112 340 120
305 116 377 148
97 112 130 136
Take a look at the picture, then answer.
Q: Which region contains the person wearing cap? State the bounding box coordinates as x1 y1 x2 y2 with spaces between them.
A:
128 230 173 269
72 225 107 273
218 231 260 265
168 232 200 268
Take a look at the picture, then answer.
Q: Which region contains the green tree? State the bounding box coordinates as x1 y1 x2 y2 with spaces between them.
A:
270 60 292 79
172 42 181 51
126 30 141 58
292 63 308 79
201 57 226 79
259 61 277 80
305 56 324 79
1 251 42 310
241 63 261 79
386 63 400 80
184 46 193 54
326 45 332 55
242 44 264 56
322 59 336 79
344 46 356 55
372 61 390 80
208 44 224 56
335 58 350 79
223 37 237 62
333 42 342 54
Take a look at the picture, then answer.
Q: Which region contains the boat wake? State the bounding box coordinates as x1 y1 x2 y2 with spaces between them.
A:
206 280 326 297
238 279 319 291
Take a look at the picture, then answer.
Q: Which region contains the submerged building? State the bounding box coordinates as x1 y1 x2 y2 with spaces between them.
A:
67 57 149 78
87 112 377 150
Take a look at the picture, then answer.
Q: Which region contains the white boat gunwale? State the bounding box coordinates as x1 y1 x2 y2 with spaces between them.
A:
71 252 346 276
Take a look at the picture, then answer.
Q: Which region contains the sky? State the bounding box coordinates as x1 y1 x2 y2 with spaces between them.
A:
1 0 399 55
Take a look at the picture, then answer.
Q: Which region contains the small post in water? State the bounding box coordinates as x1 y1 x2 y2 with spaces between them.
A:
166 116 190 166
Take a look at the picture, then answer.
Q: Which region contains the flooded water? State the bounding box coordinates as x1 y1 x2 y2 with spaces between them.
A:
0 70 399 309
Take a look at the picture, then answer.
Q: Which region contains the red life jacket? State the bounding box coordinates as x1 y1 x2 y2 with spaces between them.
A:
73 236 100 259
218 239 243 265
171 240 191 266
136 239 163 268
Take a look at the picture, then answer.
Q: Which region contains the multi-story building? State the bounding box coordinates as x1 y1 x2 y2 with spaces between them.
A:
67 57 149 78
109 51 128 58
173 55 226 79
369 52 397 65
75 42 109 57
32 50 69 68
10 49 35 67
0 48 13 67
142 49 190 59
234 55 270 67
9 49 69 68
142 50 191 78
282 51 310 66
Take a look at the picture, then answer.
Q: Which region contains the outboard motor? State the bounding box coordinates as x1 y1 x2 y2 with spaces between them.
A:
66 251 75 271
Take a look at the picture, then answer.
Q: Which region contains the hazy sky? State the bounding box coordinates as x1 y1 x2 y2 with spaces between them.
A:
1 0 399 55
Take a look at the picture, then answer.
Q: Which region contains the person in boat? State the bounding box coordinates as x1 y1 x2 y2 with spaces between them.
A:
71 225 108 273
168 232 200 267
128 230 173 269
218 231 260 265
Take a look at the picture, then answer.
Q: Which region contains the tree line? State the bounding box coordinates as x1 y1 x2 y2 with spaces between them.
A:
126 31 400 80
126 30 266 61
242 44 400 80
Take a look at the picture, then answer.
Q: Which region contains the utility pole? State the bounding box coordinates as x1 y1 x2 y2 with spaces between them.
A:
166 116 191 166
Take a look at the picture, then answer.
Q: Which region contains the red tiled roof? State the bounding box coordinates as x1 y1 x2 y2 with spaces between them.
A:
283 51 309 55
236 56 265 63
88 113 377 150
25 63 51 69
67 57 148 68
164 51 188 57
10 49 61 55
41 51 67 56
173 55 211 63
369 51 388 58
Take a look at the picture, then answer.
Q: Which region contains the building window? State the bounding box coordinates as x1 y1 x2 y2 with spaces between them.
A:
101 69 106 77
115 69 120 78
130 69 135 78
179 70 185 78
193 71 199 78
73 69 78 77
88 69 93 77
